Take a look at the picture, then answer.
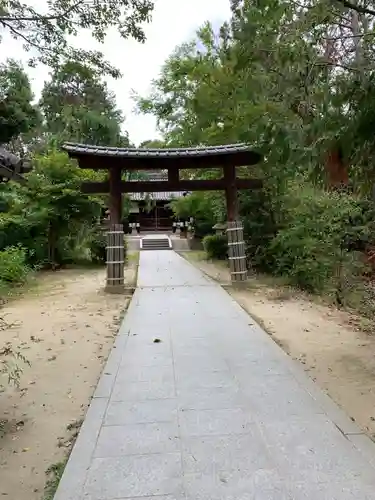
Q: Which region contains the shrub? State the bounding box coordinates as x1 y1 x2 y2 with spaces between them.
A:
203 234 228 260
89 229 128 265
169 192 218 239
268 186 374 294
0 246 30 284
0 341 29 390
89 230 107 264
240 188 278 272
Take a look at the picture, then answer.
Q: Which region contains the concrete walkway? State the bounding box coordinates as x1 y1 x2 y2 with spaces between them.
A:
55 251 375 500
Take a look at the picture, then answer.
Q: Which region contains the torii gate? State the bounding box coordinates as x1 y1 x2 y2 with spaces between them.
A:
62 142 262 290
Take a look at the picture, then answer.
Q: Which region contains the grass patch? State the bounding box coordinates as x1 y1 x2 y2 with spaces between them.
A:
181 251 229 272
43 460 67 500
182 250 207 262
43 417 86 499
266 287 295 302
0 419 7 439
66 418 84 432
0 270 38 304
127 251 140 264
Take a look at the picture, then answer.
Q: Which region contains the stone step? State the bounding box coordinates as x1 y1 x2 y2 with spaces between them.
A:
141 237 172 251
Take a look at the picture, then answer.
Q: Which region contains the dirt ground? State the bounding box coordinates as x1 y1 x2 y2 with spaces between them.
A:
0 260 137 500
183 252 375 441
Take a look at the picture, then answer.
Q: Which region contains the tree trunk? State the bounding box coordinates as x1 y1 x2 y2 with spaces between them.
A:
326 146 349 189
48 222 57 270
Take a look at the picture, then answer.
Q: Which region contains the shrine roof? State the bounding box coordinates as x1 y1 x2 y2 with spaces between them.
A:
0 148 31 183
129 171 185 201
130 191 185 201
62 142 261 169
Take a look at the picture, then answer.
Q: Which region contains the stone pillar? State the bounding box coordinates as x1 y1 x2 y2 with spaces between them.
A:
105 223 125 293
224 165 247 285
227 221 247 284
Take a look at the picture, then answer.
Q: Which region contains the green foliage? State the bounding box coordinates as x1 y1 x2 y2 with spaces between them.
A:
269 187 373 294
0 340 29 390
0 1 154 76
0 316 30 391
239 188 278 272
136 0 375 318
203 234 228 260
0 60 40 144
43 460 67 500
0 149 103 268
0 246 30 284
169 192 217 238
40 62 127 146
89 230 107 265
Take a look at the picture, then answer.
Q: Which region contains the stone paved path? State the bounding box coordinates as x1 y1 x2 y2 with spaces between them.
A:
55 251 375 500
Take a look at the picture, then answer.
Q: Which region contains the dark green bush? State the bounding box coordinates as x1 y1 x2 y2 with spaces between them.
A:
268 187 374 294
0 246 31 284
169 192 218 239
239 188 278 272
89 229 128 265
202 234 228 260
89 230 107 264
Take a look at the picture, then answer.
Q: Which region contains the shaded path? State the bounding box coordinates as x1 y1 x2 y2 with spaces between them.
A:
55 251 375 500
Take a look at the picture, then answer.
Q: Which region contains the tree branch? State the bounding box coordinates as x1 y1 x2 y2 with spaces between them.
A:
1 20 53 54
334 0 375 17
314 60 362 71
0 0 84 22
323 32 375 40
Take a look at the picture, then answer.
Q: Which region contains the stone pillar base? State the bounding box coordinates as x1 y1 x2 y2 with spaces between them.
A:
226 220 248 284
106 224 124 292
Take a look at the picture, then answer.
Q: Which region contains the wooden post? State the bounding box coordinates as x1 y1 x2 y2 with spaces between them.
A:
106 223 125 293
224 165 247 285
108 167 122 224
168 167 179 184
106 168 124 293
224 165 238 222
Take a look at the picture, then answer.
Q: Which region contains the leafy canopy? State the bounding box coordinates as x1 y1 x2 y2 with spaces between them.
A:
0 0 154 76
0 59 40 144
40 61 127 146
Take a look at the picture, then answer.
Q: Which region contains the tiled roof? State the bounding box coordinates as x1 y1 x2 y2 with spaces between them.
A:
130 191 185 201
128 171 186 200
0 148 29 182
62 142 261 161
127 170 167 182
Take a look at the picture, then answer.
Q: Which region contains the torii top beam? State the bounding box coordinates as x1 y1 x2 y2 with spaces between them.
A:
61 142 262 170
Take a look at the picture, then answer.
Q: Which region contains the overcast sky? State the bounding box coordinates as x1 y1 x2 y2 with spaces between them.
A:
1 0 231 146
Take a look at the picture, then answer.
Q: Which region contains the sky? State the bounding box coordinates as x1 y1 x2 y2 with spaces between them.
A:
1 0 231 146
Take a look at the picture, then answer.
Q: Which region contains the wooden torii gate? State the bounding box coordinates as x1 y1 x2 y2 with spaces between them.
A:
62 142 263 290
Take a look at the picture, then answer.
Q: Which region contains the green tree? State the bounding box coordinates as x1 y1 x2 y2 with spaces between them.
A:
0 149 103 267
137 0 375 298
139 139 166 148
0 0 154 76
0 59 40 144
40 61 127 146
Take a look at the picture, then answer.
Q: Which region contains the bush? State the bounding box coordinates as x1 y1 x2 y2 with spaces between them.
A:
203 234 228 260
268 186 374 294
0 246 30 284
240 188 278 272
1 340 29 390
89 229 128 265
169 192 218 239
89 230 107 264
